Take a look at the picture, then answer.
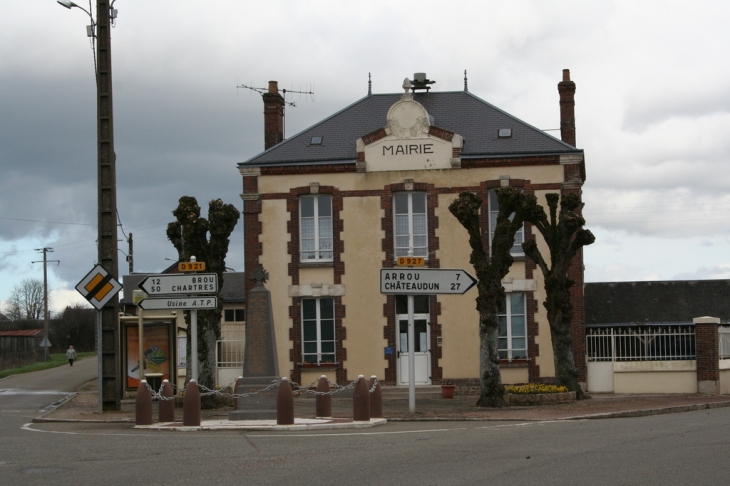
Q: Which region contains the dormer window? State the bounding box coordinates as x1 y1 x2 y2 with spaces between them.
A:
498 128 512 138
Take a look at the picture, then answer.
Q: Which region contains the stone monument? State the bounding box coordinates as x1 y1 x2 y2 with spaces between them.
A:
229 267 280 420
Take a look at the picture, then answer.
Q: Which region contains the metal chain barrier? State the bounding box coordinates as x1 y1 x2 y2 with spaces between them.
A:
142 375 379 401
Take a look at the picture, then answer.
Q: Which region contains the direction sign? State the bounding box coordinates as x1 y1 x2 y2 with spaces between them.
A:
76 264 123 310
138 273 217 295
380 268 478 295
138 296 218 310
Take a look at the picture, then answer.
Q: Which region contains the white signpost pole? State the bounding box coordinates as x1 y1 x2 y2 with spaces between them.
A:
406 253 416 413
191 309 198 382
408 294 416 413
138 308 145 386
190 257 198 382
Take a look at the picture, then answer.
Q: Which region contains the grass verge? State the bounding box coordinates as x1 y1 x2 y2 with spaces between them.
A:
0 352 96 379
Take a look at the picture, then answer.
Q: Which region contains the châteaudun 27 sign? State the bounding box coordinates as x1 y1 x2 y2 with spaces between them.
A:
379 268 478 295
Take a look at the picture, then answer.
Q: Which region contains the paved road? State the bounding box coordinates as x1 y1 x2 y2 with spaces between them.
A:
3 362 730 485
0 356 97 476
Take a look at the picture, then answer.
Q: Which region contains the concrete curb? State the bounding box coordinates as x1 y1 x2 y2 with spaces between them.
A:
33 396 730 425
555 399 730 421
135 418 388 432
35 392 77 419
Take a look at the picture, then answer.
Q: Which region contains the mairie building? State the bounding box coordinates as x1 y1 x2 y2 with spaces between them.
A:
238 71 587 389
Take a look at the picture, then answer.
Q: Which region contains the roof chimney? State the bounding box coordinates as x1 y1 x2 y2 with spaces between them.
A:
558 69 576 147
263 81 285 150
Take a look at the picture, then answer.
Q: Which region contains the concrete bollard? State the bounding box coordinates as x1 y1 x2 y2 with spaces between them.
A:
158 379 175 423
315 375 331 418
135 380 153 426
232 376 244 411
353 375 370 422
369 376 382 419
276 377 294 425
183 379 201 426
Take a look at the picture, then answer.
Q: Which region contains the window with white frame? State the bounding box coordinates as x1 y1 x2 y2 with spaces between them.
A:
302 298 335 364
300 194 333 261
394 192 427 258
499 293 527 360
488 189 524 256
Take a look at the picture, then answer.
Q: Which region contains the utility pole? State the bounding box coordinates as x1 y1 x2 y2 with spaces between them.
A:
96 0 121 411
33 247 59 361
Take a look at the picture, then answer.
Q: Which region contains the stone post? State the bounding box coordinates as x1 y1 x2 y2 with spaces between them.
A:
353 375 370 422
315 375 332 418
694 316 720 394
158 379 175 423
183 379 201 426
276 377 294 425
135 380 152 426
369 376 382 419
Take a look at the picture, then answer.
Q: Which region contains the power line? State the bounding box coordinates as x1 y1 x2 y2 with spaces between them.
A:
0 216 93 226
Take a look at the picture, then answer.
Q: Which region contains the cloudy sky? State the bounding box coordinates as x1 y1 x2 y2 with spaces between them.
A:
2 0 729 313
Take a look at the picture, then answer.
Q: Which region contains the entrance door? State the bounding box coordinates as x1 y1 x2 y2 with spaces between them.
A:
397 317 431 385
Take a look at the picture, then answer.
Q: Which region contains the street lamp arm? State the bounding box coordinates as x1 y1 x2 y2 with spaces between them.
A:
57 1 94 21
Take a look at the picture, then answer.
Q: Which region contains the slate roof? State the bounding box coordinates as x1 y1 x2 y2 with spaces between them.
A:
239 91 582 167
585 280 730 326
121 272 246 305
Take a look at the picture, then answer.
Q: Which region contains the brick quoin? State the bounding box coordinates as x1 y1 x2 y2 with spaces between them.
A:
561 186 587 383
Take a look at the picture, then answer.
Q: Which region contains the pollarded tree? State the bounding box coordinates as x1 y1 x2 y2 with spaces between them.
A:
4 278 46 322
167 196 240 400
520 192 595 398
449 187 528 407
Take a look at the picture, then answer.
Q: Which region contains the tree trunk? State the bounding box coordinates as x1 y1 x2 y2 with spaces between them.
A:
198 311 220 408
476 311 506 407
545 280 585 399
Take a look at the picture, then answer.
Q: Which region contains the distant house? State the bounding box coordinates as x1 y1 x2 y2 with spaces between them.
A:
0 329 44 360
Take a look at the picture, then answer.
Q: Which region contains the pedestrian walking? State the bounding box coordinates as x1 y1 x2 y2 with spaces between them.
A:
66 345 77 366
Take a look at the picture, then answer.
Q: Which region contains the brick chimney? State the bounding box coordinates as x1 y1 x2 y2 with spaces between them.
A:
263 81 285 150
558 69 576 147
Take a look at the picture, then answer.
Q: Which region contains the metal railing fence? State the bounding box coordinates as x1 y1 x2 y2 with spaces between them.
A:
586 326 695 362
216 339 245 368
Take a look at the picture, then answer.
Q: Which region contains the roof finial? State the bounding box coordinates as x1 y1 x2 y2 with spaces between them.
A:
464 70 468 92
368 72 372 96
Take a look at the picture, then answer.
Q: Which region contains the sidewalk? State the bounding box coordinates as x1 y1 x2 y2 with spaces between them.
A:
36 379 730 424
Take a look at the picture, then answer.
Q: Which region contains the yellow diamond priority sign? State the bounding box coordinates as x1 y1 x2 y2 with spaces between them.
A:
76 264 123 311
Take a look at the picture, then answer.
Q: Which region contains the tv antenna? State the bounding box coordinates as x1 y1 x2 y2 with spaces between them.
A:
237 81 315 107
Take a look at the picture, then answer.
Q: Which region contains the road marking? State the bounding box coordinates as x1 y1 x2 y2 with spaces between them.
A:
248 421 572 438
248 427 465 438
21 423 158 438
0 389 69 396
476 420 578 429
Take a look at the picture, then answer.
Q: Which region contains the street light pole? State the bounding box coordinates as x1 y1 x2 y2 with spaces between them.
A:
58 0 121 411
